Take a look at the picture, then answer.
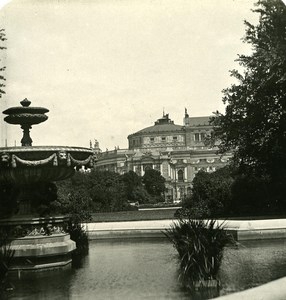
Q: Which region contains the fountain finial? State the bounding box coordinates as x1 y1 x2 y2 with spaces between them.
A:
20 98 31 107
3 99 49 146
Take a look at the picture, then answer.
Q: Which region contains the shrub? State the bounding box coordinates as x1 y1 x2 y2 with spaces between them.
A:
174 207 192 219
68 222 89 256
164 218 234 288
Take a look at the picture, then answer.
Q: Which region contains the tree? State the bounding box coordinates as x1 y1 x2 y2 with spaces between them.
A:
120 171 142 201
142 169 165 197
130 185 152 204
184 167 233 218
55 173 92 256
0 29 6 98
211 0 286 209
54 172 93 222
231 173 273 216
88 170 128 212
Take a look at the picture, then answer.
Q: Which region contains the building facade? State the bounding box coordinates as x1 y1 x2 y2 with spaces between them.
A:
94 109 231 202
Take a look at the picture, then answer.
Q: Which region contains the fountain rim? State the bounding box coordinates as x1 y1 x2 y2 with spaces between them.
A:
0 145 94 153
2 106 49 114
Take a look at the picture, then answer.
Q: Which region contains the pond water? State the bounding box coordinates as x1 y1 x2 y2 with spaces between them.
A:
4 238 286 300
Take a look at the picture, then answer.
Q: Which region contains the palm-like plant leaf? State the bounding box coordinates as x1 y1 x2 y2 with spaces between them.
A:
164 217 234 287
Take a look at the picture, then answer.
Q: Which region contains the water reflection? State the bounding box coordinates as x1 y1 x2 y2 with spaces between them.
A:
219 239 286 296
4 239 286 299
68 239 191 300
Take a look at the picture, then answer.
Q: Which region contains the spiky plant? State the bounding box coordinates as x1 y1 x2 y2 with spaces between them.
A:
165 218 234 288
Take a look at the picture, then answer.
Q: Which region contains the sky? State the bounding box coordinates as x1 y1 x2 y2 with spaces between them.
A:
0 0 261 150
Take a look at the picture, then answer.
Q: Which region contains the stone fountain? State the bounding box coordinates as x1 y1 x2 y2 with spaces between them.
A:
0 99 94 274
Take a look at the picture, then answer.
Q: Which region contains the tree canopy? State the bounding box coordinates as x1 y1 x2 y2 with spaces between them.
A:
142 169 166 197
120 171 142 200
212 0 286 181
184 167 233 218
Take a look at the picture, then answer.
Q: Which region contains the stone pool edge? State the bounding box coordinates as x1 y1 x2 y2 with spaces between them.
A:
210 275 286 300
83 218 286 241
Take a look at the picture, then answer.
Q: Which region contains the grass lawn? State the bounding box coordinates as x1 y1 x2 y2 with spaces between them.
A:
90 208 286 223
90 208 179 222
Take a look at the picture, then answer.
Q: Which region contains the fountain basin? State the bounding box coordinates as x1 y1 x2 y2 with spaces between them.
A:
0 216 76 273
0 146 94 184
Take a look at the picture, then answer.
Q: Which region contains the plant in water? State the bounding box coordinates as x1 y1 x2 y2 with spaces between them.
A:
165 218 234 289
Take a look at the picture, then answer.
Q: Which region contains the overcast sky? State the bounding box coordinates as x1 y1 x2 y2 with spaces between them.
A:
0 0 260 150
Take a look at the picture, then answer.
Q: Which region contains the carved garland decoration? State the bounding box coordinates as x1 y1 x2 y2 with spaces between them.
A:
0 152 93 168
11 153 57 167
68 153 93 166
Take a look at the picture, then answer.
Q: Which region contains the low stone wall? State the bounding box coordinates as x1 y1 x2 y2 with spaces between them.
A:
85 220 170 240
85 218 286 241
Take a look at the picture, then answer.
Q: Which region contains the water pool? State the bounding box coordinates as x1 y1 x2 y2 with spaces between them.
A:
5 238 286 299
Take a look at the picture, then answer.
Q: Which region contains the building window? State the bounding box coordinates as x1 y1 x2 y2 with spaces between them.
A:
178 169 184 182
162 137 166 142
144 165 153 171
173 136 177 141
194 132 206 142
150 137 154 142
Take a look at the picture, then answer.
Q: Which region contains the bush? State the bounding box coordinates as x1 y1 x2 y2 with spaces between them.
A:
67 222 89 255
164 218 234 288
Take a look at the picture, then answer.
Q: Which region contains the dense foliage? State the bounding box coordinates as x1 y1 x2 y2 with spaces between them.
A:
142 169 166 197
120 171 153 204
121 171 142 201
182 165 282 218
208 0 286 214
55 169 166 216
182 167 233 218
213 0 286 174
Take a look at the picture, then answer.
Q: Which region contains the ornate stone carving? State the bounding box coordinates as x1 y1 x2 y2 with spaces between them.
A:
58 151 67 161
1 222 67 238
0 152 10 166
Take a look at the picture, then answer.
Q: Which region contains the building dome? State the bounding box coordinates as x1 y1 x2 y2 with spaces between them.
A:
128 114 185 150
131 114 183 135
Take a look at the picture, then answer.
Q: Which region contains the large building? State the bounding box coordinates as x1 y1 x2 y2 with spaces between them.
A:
94 109 231 202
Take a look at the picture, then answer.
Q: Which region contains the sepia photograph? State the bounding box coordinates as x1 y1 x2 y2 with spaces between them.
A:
0 0 286 299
